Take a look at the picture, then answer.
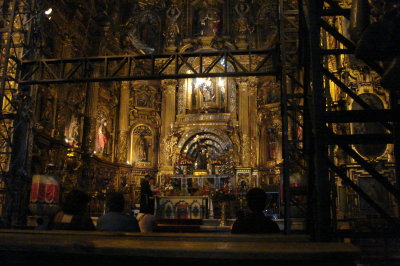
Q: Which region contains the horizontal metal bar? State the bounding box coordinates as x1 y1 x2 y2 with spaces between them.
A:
327 133 393 145
18 49 277 85
21 49 276 65
324 110 398 123
19 71 278 85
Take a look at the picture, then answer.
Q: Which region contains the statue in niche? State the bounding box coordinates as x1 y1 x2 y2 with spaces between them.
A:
39 86 54 124
97 118 110 154
194 145 208 170
235 2 252 35
165 4 181 46
67 114 80 145
136 135 148 162
199 5 221 36
194 139 209 170
199 78 215 103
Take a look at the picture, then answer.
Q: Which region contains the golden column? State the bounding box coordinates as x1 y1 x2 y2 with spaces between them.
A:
117 81 130 163
248 79 258 168
236 77 258 167
159 79 178 173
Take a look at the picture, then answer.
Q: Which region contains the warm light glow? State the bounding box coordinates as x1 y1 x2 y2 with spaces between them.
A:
93 151 97 154
126 161 130 164
194 78 204 87
186 70 192 74
64 138 69 143
44 8 52 15
218 78 225 87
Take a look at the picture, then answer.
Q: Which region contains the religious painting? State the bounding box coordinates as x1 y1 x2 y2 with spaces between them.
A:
351 93 387 159
192 1 223 37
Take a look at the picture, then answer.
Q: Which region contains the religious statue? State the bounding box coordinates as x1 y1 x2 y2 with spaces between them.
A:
67 114 80 146
194 140 208 170
165 4 181 47
164 133 178 165
235 2 252 35
97 118 109 154
136 135 148 161
199 5 221 36
199 78 215 102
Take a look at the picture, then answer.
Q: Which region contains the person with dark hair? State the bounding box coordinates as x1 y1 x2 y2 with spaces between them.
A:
140 175 154 214
137 175 156 232
231 188 280 234
49 189 95 231
97 192 140 232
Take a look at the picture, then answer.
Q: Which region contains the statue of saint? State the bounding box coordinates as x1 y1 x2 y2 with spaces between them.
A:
165 5 181 46
194 141 208 170
235 2 251 35
199 78 215 102
97 119 109 154
136 135 148 161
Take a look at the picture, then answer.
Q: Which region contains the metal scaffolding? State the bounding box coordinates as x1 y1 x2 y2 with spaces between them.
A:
0 0 37 226
0 0 399 240
18 49 278 85
300 0 400 241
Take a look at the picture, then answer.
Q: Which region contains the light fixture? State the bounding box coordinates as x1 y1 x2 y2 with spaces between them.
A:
44 8 52 15
64 138 69 143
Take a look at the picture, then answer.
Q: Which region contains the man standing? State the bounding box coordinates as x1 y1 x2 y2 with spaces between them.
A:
140 175 154 214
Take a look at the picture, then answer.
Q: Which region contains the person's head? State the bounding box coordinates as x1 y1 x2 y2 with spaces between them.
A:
62 189 90 215
246 188 267 213
145 175 151 181
106 192 125 213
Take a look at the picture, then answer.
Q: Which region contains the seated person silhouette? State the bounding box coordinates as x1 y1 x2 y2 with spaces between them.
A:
231 188 280 234
50 190 95 231
97 192 140 232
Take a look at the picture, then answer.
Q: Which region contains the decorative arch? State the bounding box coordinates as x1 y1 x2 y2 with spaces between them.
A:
177 127 232 150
